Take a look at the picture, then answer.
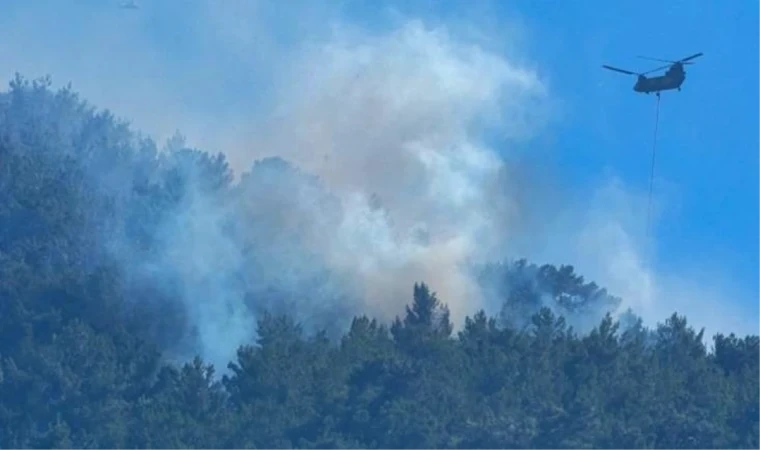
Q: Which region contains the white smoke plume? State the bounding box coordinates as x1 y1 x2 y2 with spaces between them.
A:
244 20 549 324
530 175 758 341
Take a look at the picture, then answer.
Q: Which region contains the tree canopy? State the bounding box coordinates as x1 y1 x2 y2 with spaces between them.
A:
0 75 756 448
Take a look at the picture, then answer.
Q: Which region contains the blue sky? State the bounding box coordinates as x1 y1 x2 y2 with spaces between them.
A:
340 0 759 321
513 1 759 316
1 0 757 332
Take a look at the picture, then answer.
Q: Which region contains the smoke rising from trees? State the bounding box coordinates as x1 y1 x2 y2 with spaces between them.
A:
0 1 754 369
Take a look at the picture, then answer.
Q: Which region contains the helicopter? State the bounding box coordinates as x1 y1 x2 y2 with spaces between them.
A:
602 52 703 96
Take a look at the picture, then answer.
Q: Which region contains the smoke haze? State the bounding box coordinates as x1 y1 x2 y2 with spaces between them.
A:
1 0 754 368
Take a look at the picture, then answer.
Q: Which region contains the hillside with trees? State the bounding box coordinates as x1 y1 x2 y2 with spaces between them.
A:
0 75 757 448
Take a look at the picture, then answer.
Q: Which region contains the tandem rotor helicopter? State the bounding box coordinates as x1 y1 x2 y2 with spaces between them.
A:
601 51 705 240
602 52 703 96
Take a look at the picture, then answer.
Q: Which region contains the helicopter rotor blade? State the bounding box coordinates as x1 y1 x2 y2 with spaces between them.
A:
637 52 703 65
641 64 672 76
679 52 703 63
602 65 638 76
637 55 674 64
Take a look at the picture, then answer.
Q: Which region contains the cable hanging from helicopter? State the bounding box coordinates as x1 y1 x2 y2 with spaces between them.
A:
601 52 703 238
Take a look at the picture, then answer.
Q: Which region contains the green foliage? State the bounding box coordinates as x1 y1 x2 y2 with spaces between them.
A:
0 76 757 448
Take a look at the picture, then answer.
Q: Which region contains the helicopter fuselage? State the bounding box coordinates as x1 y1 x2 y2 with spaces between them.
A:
633 65 686 94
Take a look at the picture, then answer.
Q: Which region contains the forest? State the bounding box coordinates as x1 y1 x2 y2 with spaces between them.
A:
0 75 757 448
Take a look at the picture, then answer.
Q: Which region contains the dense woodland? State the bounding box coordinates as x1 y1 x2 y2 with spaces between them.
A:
0 75 757 448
